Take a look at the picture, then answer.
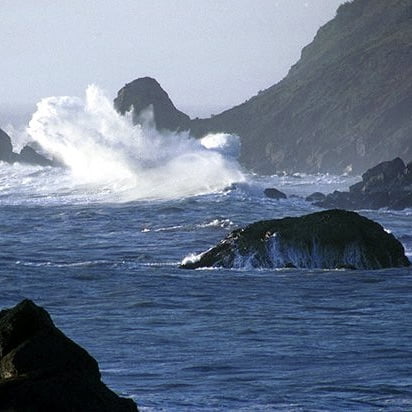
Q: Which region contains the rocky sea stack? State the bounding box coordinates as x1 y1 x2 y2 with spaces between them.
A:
181 210 410 270
0 299 138 411
114 77 190 132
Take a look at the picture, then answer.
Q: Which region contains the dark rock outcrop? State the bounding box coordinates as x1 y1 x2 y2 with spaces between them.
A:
315 158 412 210
181 209 410 270
0 128 53 167
114 77 190 132
18 145 54 167
0 299 138 412
0 128 14 163
350 157 411 193
264 188 287 199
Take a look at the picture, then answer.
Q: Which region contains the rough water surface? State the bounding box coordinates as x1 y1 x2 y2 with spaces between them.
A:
0 88 411 410
0 169 411 411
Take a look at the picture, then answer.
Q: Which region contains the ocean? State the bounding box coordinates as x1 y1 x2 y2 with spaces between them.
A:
1 87 411 411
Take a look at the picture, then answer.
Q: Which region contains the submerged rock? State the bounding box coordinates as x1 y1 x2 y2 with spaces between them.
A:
305 192 326 202
0 299 138 411
314 158 412 210
263 188 287 199
181 209 410 270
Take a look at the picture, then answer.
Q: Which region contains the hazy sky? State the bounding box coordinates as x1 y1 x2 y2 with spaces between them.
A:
1 0 345 117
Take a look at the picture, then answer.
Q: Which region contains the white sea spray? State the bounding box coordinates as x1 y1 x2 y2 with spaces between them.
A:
181 252 206 267
25 85 245 202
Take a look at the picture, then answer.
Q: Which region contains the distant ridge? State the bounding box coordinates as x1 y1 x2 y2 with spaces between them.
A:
116 0 412 174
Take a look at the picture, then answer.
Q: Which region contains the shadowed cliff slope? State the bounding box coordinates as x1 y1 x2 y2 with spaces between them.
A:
114 0 411 175
189 0 412 174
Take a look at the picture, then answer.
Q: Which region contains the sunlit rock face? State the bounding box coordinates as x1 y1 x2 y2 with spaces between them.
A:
181 210 410 270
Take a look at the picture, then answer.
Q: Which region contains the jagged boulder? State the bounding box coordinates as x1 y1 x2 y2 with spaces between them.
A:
181 209 410 270
0 299 138 412
114 77 190 132
315 158 412 210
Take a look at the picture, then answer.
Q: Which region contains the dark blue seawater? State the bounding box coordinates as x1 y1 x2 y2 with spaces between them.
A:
1 177 411 411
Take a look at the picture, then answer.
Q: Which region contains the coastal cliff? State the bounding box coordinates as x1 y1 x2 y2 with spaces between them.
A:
116 0 412 175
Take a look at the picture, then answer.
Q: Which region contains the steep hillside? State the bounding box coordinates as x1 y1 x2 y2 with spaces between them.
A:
189 0 412 174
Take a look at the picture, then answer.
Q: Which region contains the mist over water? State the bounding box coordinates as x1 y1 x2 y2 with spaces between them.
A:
25 85 244 202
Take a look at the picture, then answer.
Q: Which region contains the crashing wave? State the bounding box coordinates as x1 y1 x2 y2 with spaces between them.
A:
24 85 244 202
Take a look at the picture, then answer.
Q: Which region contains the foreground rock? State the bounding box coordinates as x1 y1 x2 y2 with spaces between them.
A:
114 77 190 132
314 158 412 210
0 299 138 411
181 210 410 270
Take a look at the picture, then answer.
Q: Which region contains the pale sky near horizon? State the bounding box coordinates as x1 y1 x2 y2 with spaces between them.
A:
1 0 345 118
